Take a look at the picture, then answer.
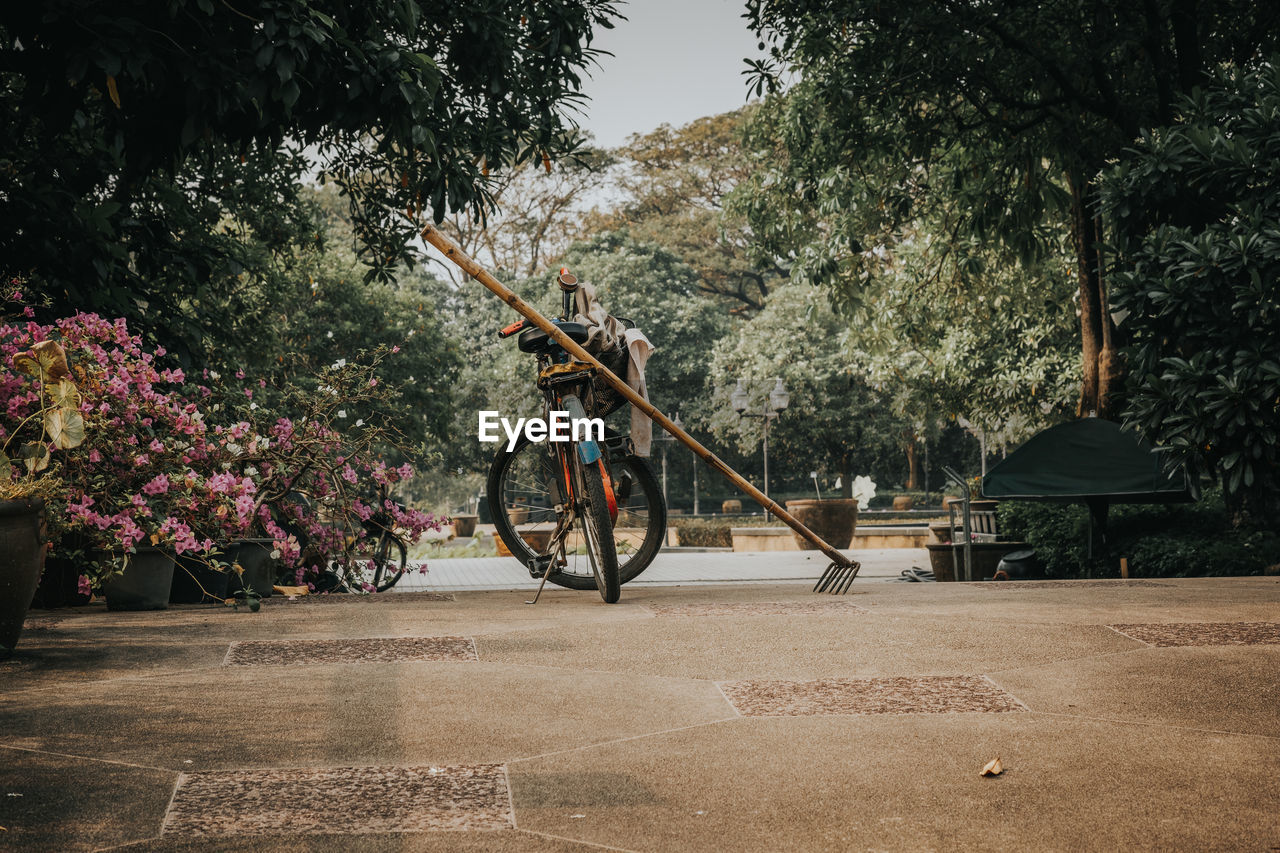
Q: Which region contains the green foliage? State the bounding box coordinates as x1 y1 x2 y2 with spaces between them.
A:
741 1 1280 418
2 1 619 350
1102 60 1280 524
995 502 1091 579
705 279 908 494
596 108 784 314
672 519 732 548
996 492 1278 578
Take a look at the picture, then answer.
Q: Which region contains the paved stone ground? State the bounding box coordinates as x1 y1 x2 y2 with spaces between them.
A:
401 547 923 591
2 568 1278 851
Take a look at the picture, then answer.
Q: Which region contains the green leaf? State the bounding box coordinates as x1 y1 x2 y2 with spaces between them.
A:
45 408 86 450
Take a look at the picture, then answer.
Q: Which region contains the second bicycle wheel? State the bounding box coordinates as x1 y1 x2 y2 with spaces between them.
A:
487 432 666 591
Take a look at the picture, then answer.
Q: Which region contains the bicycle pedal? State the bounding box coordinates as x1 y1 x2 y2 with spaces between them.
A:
527 555 555 579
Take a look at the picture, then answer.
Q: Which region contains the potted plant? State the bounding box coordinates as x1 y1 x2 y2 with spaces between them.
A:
36 310 252 608
0 288 87 653
785 475 877 550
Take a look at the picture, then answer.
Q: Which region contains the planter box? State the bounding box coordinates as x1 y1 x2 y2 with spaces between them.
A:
104 549 176 611
731 526 927 552
926 541 1031 582
226 539 277 598
170 556 231 604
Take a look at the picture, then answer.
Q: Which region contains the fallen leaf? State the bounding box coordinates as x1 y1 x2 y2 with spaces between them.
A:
106 75 121 108
980 756 1003 777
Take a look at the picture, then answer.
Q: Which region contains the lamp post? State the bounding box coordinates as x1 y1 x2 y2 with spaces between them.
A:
654 411 683 507
731 378 789 500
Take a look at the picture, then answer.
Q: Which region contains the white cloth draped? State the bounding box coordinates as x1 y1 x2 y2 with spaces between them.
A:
572 280 654 456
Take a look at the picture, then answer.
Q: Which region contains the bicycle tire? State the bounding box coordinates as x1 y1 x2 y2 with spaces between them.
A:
487 432 665 591
369 528 408 591
574 454 620 603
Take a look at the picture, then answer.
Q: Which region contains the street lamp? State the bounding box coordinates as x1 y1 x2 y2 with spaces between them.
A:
654 411 683 507
731 378 789 499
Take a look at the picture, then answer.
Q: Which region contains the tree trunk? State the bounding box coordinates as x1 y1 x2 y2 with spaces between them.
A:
840 452 852 498
904 430 921 490
1067 171 1123 419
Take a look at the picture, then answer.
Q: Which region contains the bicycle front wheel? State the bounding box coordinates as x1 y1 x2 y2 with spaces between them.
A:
487 433 664 592
348 526 408 592
573 454 620 602
370 528 408 591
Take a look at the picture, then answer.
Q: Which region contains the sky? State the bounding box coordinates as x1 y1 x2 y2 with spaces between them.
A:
575 0 764 148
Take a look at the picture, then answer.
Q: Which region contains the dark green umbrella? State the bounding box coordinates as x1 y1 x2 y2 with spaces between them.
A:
981 418 1192 557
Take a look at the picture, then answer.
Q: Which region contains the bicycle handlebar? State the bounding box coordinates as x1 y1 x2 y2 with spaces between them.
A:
498 318 529 338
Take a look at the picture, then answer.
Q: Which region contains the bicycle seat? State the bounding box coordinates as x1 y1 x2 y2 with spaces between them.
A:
518 321 591 353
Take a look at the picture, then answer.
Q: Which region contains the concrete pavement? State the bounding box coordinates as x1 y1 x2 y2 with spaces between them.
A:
403 548 926 591
1 561 1278 851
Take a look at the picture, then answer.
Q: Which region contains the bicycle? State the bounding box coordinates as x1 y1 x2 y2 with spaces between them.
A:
487 268 666 603
273 482 410 593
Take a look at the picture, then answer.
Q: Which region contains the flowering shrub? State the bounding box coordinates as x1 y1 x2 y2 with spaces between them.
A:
204 348 444 591
1 288 442 594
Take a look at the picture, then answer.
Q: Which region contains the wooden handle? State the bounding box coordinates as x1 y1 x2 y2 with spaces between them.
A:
420 222 856 569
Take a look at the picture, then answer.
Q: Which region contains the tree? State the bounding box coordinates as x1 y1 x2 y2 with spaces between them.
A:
1101 60 1280 526
744 0 1280 418
427 146 616 284
592 109 785 314
1 1 620 349
705 280 909 497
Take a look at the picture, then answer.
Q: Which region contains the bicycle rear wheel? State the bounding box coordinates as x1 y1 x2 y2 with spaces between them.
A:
487 433 664 592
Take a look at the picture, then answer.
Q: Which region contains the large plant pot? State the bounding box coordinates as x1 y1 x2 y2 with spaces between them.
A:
170 555 231 604
927 521 953 546
0 498 48 658
103 548 175 611
784 499 859 550
926 543 956 582
226 539 277 598
452 514 479 538
927 541 1031 582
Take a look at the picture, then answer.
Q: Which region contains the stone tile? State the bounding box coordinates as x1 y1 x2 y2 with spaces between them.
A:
647 601 866 617
719 675 1024 717
477 616 1135 681
1109 621 1280 646
0 662 733 770
225 636 477 666
164 764 511 836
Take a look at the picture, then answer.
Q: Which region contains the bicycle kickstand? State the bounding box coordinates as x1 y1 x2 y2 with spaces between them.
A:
525 511 574 605
524 554 556 605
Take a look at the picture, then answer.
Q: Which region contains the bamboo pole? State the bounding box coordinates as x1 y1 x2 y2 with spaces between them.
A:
420 222 859 575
